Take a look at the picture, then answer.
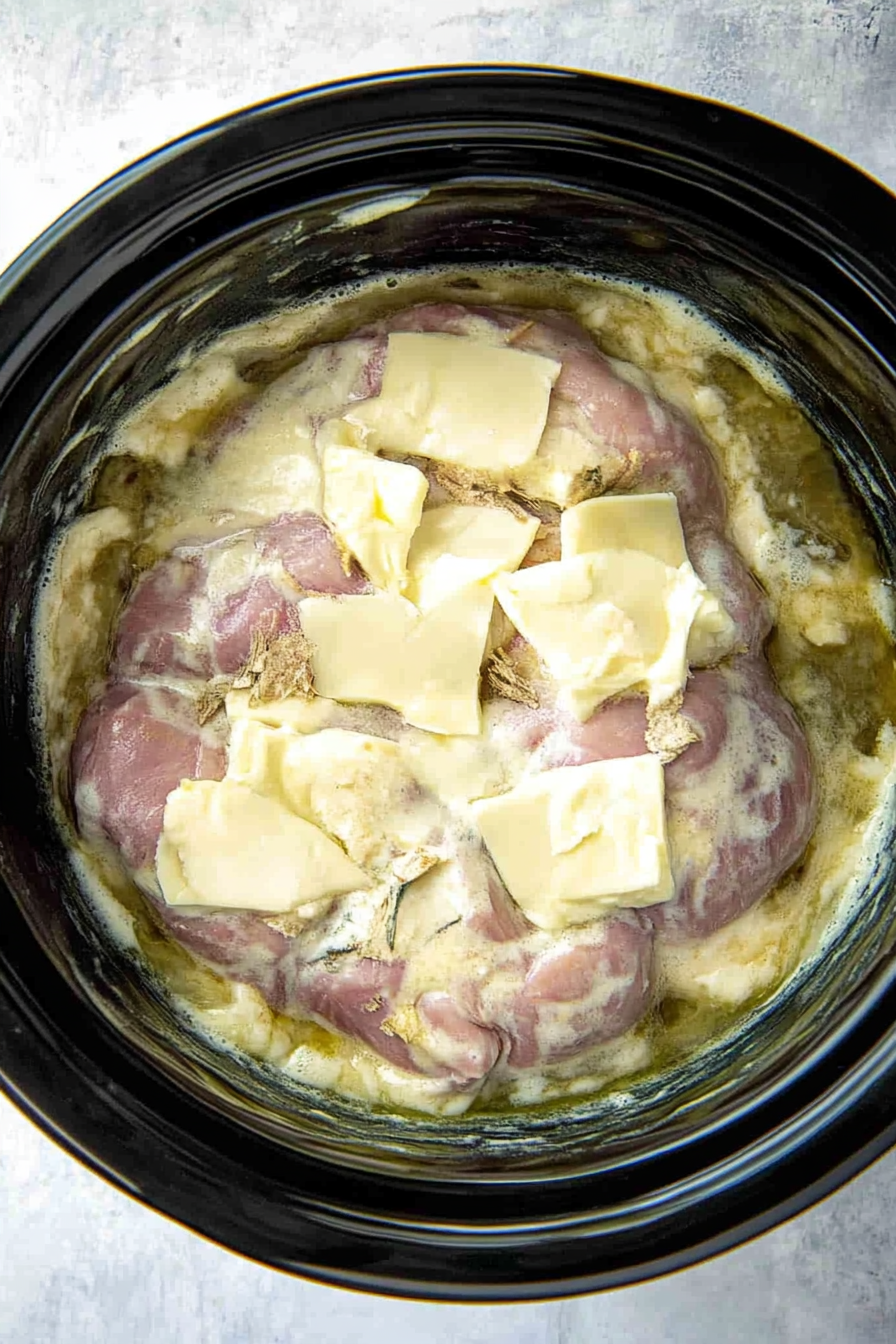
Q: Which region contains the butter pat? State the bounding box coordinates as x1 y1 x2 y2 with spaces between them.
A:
347 333 561 474
493 550 707 720
301 588 493 735
405 504 539 610
561 493 686 567
157 778 370 912
471 756 673 929
323 444 428 593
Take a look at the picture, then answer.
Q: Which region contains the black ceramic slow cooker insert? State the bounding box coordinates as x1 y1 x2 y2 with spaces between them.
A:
2 66 896 1301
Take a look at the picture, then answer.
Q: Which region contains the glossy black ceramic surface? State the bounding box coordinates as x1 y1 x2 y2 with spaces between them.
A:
2 67 896 1300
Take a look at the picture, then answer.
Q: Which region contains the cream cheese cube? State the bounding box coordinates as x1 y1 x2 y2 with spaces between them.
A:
156 778 370 912
471 755 673 929
300 587 494 736
404 504 539 610
346 333 561 475
322 444 428 593
492 550 706 720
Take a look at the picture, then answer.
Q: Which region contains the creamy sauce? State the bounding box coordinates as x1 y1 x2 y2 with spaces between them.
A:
32 266 896 1118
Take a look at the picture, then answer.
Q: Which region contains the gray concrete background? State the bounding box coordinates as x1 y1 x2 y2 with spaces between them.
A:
3 0 896 1339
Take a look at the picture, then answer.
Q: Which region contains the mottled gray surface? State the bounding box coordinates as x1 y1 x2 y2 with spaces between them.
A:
3 0 896 1339
3 1090 896 1341
2 0 895 273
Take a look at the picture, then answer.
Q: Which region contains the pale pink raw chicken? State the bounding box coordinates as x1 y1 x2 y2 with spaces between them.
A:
495 657 816 942
654 658 817 940
114 512 365 681
72 683 228 870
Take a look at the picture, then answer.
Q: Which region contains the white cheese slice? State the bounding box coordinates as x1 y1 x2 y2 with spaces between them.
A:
225 688 338 734
492 550 706 720
400 722 524 805
561 492 736 665
225 718 294 806
227 722 439 872
404 504 539 610
322 444 428 593
561 493 687 567
228 687 528 807
276 727 402 819
156 778 370 912
346 333 561 474
510 422 599 508
471 755 673 929
300 588 493 735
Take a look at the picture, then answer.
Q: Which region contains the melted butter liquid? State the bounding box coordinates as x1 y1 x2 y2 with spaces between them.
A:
35 263 896 1118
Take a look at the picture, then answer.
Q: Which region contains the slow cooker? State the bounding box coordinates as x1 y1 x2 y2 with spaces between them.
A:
2 66 896 1301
